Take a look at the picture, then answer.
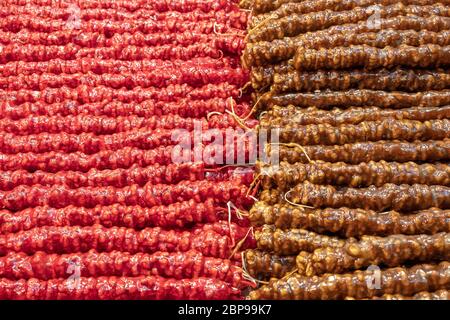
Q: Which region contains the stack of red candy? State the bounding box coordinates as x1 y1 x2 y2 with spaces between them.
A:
0 0 256 299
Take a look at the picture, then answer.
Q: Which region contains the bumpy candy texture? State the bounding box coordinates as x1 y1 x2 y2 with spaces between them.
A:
244 0 450 300
0 0 256 300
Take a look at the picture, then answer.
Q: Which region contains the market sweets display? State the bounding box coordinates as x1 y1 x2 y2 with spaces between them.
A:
242 0 450 300
1 0 449 300
0 0 256 299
